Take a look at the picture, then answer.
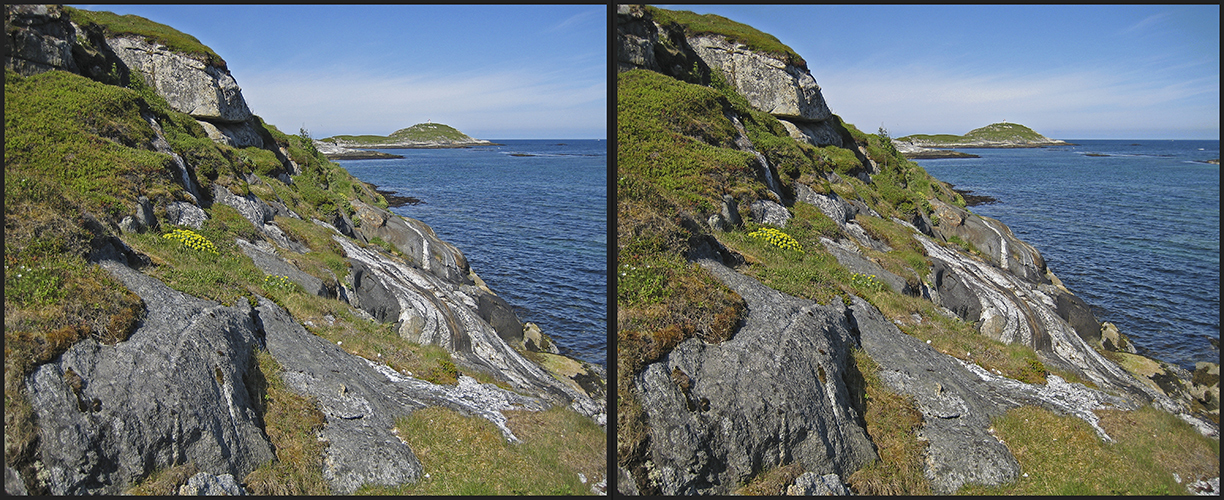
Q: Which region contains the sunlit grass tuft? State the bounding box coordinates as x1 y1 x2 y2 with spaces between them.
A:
358 405 605 495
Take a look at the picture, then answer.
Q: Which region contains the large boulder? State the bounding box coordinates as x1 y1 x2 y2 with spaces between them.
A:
688 34 831 123
476 291 525 346
107 36 252 123
634 257 876 495
25 259 275 495
749 199 792 227
1052 288 1102 345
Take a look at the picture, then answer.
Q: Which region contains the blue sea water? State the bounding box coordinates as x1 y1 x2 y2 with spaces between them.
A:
917 140 1220 370
335 140 607 366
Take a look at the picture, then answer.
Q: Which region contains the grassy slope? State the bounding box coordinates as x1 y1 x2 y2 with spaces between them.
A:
4 9 600 492
618 5 1216 494
322 123 477 144
898 122 1054 144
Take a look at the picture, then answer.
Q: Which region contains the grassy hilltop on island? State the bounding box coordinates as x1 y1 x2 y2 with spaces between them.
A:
320 123 496 148
897 122 1070 148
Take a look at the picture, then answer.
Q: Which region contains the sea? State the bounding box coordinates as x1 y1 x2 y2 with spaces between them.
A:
334 140 607 367
916 139 1220 370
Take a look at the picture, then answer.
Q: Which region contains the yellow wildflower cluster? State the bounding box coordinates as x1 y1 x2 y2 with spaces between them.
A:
263 274 296 291
850 272 885 292
748 227 803 252
162 228 218 255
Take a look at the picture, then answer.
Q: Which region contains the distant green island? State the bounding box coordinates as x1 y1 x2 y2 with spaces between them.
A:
897 122 1070 148
893 122 1070 159
315 122 499 159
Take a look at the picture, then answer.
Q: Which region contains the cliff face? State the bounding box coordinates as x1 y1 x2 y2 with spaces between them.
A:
616 5 1216 495
5 5 603 495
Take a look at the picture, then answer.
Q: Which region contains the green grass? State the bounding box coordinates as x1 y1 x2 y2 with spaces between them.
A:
63 6 226 67
242 350 331 495
845 348 930 495
959 405 1219 495
358 405 606 495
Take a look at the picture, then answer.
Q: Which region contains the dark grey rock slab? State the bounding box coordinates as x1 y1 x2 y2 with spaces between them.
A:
635 258 876 495
25 259 274 495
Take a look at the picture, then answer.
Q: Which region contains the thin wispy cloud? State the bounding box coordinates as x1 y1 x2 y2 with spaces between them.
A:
819 64 1219 138
546 9 602 33
241 69 605 139
1121 11 1171 35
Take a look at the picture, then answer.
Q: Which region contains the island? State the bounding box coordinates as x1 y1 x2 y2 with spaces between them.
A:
894 122 1071 158
316 122 500 159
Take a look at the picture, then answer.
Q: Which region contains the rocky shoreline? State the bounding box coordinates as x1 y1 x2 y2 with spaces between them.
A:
315 139 502 160
617 4 1217 495
5 5 605 495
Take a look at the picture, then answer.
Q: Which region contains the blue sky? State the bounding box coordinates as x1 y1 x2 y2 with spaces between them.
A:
659 5 1220 140
71 4 607 139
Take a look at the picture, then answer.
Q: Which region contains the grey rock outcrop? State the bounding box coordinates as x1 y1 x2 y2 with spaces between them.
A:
236 238 331 298
255 294 550 493
477 291 525 346
107 36 250 123
350 199 469 284
795 183 891 252
615 4 710 84
212 184 309 253
750 199 792 227
708 194 743 233
335 235 605 424
166 201 208 229
1052 288 1102 344
634 257 876 495
786 472 849 496
929 199 1046 283
819 237 911 295
915 231 1204 422
198 119 265 149
6 466 29 495
781 119 844 148
688 35 830 123
177 472 246 496
25 259 275 495
849 295 1137 493
4 5 80 76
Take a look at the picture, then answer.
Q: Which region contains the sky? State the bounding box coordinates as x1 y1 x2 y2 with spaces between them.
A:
70 4 607 140
658 5 1220 140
